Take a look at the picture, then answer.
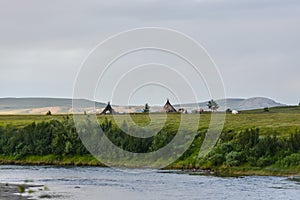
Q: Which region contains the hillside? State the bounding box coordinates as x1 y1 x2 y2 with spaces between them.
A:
0 98 106 114
0 97 286 114
176 97 285 111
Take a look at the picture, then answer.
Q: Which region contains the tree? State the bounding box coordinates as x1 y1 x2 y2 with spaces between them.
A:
143 103 150 113
46 110 52 115
207 99 219 112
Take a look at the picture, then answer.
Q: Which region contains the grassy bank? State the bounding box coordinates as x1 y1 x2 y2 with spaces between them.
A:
0 154 299 176
0 106 299 176
0 155 104 166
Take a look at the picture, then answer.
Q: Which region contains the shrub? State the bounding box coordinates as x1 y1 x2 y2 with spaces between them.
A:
281 153 300 167
220 142 234 154
208 153 225 166
256 156 274 167
247 156 258 166
225 151 242 166
234 128 259 152
287 131 300 153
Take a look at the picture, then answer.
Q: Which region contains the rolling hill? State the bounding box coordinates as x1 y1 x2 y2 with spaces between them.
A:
0 97 286 114
0 98 106 114
175 97 285 111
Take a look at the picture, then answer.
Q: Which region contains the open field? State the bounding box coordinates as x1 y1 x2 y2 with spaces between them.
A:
1 106 299 135
0 115 66 128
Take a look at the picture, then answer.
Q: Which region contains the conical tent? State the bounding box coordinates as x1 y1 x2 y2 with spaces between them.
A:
163 99 177 113
100 102 116 115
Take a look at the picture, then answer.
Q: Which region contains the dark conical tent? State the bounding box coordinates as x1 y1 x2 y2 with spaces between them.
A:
163 99 177 113
100 102 116 115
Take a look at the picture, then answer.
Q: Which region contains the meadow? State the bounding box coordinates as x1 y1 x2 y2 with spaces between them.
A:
0 106 299 175
1 106 299 135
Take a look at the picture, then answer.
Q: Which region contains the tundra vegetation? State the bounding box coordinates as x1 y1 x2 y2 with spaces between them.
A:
0 106 299 175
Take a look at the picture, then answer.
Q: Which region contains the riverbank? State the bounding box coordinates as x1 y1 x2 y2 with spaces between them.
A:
0 155 105 167
1 155 300 176
167 164 300 177
1 109 300 177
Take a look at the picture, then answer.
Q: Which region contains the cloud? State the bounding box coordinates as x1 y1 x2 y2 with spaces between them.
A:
0 0 299 104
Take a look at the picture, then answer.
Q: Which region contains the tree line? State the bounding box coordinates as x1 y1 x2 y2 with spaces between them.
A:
0 117 88 158
0 117 299 168
204 128 300 168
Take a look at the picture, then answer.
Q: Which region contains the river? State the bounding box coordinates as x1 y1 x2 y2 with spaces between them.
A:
0 165 299 200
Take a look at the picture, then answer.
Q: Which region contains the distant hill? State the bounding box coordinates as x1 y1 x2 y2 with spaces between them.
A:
175 97 285 111
0 97 286 114
0 98 106 114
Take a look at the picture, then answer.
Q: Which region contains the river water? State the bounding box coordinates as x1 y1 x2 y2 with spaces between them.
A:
0 165 299 200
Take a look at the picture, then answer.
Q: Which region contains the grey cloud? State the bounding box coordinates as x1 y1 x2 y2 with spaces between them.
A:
0 0 299 104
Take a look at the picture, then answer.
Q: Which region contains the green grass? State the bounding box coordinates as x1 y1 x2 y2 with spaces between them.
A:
0 114 67 128
242 105 300 114
100 107 300 136
0 154 104 166
0 106 299 175
0 106 299 134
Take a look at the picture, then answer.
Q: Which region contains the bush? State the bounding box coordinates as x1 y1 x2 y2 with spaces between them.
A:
247 156 258 166
233 128 259 152
287 131 300 153
256 156 274 167
226 151 242 166
220 142 234 154
208 153 225 166
281 153 300 167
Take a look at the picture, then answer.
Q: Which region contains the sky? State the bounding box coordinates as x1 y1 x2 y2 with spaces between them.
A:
0 0 299 105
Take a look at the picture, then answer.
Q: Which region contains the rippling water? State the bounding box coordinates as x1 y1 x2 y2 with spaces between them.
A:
0 165 299 200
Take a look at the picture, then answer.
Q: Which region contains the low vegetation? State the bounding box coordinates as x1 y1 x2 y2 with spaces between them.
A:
0 106 299 175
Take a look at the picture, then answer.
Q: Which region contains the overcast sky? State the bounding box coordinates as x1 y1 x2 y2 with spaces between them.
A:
0 0 299 105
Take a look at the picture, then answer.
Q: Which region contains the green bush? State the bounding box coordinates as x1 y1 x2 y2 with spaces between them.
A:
1 115 300 171
208 153 225 166
281 153 300 167
225 151 242 166
287 131 300 153
247 156 258 166
256 156 274 167
220 142 234 154
234 128 259 152
0 118 89 157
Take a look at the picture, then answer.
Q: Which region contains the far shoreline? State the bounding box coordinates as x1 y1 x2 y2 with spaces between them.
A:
1 158 300 177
